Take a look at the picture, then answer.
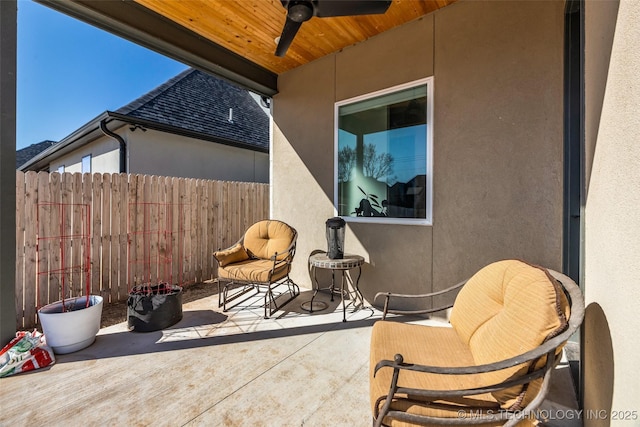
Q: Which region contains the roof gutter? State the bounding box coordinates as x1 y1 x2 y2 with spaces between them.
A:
99 119 127 173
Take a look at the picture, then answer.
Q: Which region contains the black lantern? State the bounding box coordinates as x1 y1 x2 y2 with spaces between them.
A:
325 217 346 259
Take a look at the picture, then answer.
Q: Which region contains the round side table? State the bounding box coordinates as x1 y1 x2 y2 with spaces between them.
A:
304 252 365 322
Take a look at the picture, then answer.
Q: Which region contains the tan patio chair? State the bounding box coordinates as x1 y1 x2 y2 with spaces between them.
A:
213 219 300 318
370 259 584 426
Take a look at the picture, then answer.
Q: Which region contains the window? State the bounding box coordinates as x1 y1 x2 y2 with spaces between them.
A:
57 165 64 174
81 154 91 173
335 78 433 225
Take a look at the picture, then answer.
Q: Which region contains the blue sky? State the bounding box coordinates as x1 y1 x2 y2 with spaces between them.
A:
17 0 188 149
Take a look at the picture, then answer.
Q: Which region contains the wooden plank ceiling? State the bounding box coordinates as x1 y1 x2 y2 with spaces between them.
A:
134 0 456 75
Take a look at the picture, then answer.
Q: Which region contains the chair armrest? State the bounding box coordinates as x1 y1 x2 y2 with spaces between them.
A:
374 323 571 378
373 279 467 319
373 352 560 427
374 347 560 379
373 349 560 427
268 239 297 262
269 249 293 262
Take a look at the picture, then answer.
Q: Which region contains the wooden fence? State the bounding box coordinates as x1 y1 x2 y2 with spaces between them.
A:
15 171 269 329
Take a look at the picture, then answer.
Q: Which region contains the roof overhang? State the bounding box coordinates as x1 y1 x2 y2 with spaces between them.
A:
35 0 456 97
36 0 279 96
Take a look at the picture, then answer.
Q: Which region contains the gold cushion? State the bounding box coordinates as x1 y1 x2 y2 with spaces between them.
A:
370 321 482 414
217 259 290 283
370 321 537 426
214 243 249 267
243 220 295 261
449 260 569 409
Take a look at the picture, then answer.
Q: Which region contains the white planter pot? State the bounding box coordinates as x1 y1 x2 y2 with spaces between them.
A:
38 295 103 354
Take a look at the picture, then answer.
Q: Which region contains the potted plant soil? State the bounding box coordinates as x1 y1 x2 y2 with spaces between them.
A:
127 282 183 332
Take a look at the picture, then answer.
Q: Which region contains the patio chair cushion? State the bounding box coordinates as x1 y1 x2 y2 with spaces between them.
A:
370 321 536 426
217 259 290 283
243 220 295 261
449 259 569 409
214 243 250 267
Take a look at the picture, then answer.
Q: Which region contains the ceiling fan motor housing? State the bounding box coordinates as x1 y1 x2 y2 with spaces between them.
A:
287 1 315 22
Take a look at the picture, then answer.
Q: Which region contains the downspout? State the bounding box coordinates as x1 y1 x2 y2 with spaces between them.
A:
99 119 127 173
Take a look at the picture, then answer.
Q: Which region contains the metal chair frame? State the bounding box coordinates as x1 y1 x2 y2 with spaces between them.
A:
214 223 300 319
371 269 585 427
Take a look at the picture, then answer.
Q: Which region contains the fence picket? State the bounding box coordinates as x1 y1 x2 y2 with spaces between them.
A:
48 173 62 303
169 177 179 285
182 178 192 285
37 172 50 309
118 174 128 300
149 175 159 285
101 173 112 301
110 173 120 303
71 173 83 297
23 172 38 327
61 173 73 302
91 173 102 297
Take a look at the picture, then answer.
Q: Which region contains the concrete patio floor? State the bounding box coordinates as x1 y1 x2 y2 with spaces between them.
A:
0 289 580 426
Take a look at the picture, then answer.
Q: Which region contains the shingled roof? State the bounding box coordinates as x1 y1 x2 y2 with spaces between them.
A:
16 140 57 169
116 68 269 149
19 68 270 172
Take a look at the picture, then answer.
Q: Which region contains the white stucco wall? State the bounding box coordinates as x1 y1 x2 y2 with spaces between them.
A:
584 0 640 422
49 125 268 182
127 128 268 183
50 135 120 173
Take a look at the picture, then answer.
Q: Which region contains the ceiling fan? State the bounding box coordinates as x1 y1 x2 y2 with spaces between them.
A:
275 0 393 57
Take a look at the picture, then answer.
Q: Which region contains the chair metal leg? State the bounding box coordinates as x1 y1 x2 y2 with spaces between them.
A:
220 281 259 312
216 275 300 318
263 276 300 318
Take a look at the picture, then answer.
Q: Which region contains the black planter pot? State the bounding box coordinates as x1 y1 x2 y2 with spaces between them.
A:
127 284 183 332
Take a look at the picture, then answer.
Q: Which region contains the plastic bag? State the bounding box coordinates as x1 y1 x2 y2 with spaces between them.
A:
0 330 55 378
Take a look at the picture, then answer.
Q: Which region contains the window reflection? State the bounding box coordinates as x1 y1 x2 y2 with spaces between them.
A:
337 84 429 221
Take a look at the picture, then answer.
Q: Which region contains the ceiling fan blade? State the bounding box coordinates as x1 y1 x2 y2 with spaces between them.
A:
275 0 392 57
315 0 392 18
275 16 303 57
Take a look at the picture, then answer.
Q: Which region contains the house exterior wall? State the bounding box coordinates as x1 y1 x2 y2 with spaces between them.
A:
50 126 268 182
273 0 564 301
127 128 268 182
50 135 121 173
584 0 640 422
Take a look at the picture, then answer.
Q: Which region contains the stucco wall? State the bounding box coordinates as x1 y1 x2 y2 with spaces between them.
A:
273 0 564 301
50 135 120 173
584 0 640 422
128 128 269 183
432 0 564 288
50 126 269 182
